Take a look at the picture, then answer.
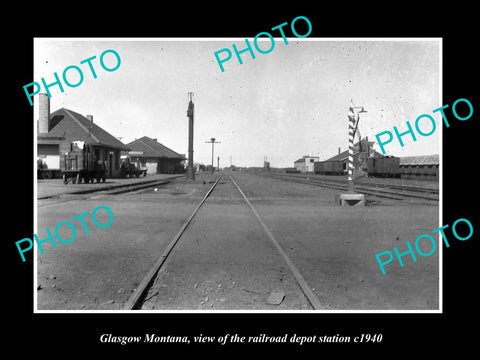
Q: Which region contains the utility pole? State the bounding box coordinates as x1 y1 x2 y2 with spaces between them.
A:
217 156 220 172
205 137 220 174
186 92 195 181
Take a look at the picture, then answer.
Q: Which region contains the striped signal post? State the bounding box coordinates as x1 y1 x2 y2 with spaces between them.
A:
347 107 356 193
347 105 367 193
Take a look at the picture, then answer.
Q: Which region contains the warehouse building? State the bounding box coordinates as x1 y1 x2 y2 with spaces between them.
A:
399 154 439 178
37 93 130 178
124 136 186 174
294 155 319 173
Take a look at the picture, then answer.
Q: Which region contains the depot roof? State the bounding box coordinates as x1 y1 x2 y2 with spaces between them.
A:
43 108 130 151
126 136 186 160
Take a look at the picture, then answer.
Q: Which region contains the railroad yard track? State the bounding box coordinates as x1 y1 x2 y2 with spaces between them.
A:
258 173 439 202
124 174 324 310
37 175 184 207
37 171 440 311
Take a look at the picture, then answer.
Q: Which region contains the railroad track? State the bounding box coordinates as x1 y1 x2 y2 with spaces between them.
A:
123 174 324 310
260 173 439 202
38 175 184 207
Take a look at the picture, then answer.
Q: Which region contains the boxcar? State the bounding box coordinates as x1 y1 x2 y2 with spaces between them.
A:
285 168 301 174
60 142 107 184
314 160 344 175
366 156 400 178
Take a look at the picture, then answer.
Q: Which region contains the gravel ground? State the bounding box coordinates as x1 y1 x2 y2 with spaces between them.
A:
233 172 439 310
142 176 312 310
36 174 215 310
36 171 439 311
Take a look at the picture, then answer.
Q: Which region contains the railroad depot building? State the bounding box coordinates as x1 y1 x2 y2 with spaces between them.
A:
37 93 130 178
294 155 320 173
123 136 186 174
399 154 439 178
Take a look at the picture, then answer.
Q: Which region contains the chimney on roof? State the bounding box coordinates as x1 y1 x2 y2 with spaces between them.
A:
86 115 93 122
338 147 341 154
38 93 50 134
153 138 157 142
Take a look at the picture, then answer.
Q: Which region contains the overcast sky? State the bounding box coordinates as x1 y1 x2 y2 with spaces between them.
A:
34 38 440 168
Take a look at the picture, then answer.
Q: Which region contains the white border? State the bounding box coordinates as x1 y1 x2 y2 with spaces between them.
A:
34 37 442 314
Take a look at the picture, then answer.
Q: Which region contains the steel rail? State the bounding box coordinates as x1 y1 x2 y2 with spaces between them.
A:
229 174 324 310
262 173 438 201
37 177 185 209
123 175 223 310
38 175 184 200
268 172 439 194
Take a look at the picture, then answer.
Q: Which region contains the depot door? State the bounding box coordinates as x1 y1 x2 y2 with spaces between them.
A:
145 161 157 175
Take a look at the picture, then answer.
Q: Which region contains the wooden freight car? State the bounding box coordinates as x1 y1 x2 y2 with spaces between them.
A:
60 141 107 184
366 156 400 178
314 160 345 175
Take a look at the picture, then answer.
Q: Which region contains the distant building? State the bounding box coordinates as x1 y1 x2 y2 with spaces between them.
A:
321 140 380 173
124 136 186 174
294 155 319 173
36 93 130 178
399 154 439 178
192 162 205 172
